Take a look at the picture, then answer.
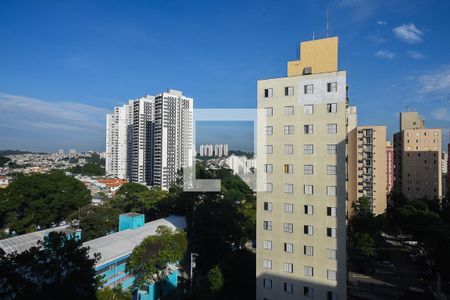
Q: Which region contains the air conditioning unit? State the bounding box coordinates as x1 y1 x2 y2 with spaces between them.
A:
303 67 312 75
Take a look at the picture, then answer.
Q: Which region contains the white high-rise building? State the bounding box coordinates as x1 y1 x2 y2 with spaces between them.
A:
106 90 193 190
223 144 229 156
153 90 193 190
214 144 223 157
106 103 131 180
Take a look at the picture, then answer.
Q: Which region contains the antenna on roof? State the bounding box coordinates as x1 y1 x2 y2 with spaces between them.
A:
326 7 329 37
312 32 315 40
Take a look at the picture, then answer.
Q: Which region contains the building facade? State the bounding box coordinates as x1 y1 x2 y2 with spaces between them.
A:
348 126 387 215
256 37 349 300
386 141 394 194
393 112 442 199
106 90 193 190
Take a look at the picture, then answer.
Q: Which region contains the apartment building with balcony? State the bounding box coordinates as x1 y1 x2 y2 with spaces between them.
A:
348 126 387 215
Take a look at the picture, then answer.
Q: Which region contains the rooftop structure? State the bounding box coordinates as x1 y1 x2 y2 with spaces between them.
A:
0 225 80 255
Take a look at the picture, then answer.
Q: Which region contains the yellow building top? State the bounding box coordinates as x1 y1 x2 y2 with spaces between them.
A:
287 36 339 76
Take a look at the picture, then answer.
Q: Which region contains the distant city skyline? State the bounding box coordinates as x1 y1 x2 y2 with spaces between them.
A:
1 0 450 152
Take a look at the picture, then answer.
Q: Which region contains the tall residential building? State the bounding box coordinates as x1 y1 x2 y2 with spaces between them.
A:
386 141 394 194
348 126 387 215
393 112 442 199
106 89 193 190
153 90 194 190
442 150 448 196
214 144 224 157
106 103 132 180
256 36 349 300
223 144 229 156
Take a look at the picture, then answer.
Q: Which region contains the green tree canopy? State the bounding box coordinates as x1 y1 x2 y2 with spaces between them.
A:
126 225 187 290
69 163 105 176
70 204 122 241
96 286 132 300
0 171 91 234
207 265 224 293
0 231 99 300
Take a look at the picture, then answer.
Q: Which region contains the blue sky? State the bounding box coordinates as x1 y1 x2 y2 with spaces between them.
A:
0 0 449 152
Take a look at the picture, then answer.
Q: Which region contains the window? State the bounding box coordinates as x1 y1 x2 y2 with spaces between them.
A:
284 105 294 115
263 240 272 250
304 225 314 235
284 203 293 214
327 227 336 238
285 86 294 96
264 183 273 192
263 221 272 231
304 105 314 114
283 263 293 273
304 84 314 94
304 165 314 175
304 124 313 134
264 88 273 98
284 183 293 194
304 185 314 195
327 165 337 175
304 245 314 256
284 164 293 174
326 248 337 260
264 164 273 173
263 202 273 212
304 266 314 277
304 286 314 297
304 144 314 154
264 145 273 154
284 125 294 135
284 282 293 293
327 82 337 92
265 126 273 135
327 291 338 300
327 144 337 154
284 243 293 253
327 123 337 134
284 144 293 154
263 278 272 289
327 270 337 281
327 207 337 217
326 186 337 196
283 223 293 233
327 103 337 113
263 259 272 269
265 107 273 116
304 205 313 215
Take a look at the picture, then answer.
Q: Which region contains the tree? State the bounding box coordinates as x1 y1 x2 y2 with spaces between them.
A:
69 163 105 176
207 265 224 294
0 156 11 166
0 231 99 300
97 286 132 300
0 171 91 234
352 232 376 258
70 204 122 241
126 226 187 295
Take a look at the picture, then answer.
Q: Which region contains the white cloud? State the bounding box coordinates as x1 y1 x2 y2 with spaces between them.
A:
393 23 424 44
406 50 426 60
430 108 449 121
366 35 386 43
0 93 109 132
417 65 450 94
376 20 387 26
374 50 396 59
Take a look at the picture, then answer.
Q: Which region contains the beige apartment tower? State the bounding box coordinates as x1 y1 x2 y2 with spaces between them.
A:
394 112 442 199
256 37 350 300
348 126 387 215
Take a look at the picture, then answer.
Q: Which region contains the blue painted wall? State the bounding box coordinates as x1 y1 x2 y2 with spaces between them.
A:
135 270 179 300
119 214 145 231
